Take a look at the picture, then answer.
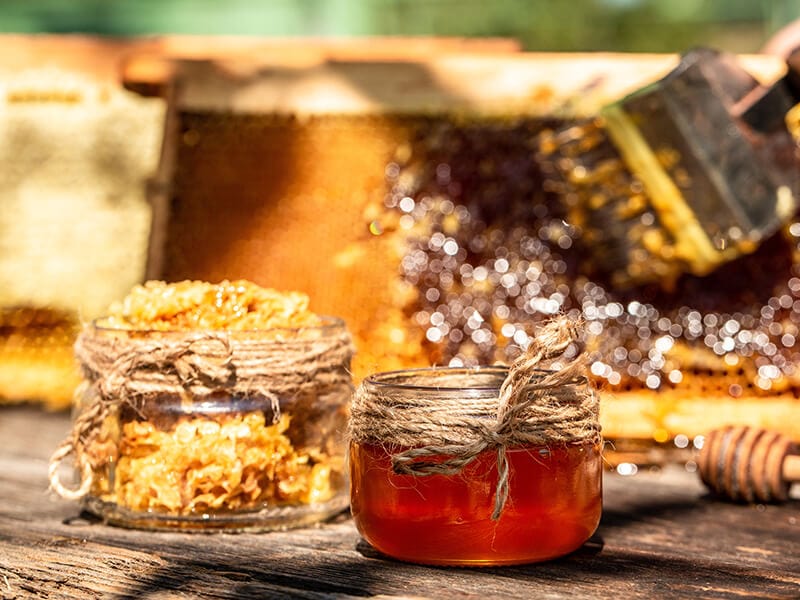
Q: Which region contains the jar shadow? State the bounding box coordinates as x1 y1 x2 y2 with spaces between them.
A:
354 533 605 567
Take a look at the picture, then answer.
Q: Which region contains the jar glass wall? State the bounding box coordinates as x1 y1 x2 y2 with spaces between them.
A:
349 367 602 566
78 317 352 531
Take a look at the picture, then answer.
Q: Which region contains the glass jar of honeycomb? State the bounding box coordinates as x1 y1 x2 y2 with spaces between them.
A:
51 280 355 531
349 364 602 566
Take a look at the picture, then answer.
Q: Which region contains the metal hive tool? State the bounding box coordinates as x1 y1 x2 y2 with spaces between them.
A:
537 47 800 290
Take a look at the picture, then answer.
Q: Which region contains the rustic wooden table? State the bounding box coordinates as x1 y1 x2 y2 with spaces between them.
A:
1 406 798 600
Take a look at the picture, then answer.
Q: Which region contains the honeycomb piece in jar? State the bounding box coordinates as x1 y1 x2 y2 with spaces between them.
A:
104 411 338 515
103 279 322 331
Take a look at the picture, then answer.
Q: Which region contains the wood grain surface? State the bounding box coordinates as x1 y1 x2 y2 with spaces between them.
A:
1 406 798 599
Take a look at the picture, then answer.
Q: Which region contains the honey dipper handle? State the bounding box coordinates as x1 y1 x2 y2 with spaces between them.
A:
785 455 800 483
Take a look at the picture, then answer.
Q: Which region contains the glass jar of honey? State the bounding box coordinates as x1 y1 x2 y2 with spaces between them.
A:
349 366 602 566
50 280 355 532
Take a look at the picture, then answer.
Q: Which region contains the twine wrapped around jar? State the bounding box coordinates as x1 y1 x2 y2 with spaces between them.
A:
348 316 600 519
49 321 354 500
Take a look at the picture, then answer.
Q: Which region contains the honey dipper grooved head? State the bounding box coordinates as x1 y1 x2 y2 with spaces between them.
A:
698 426 798 503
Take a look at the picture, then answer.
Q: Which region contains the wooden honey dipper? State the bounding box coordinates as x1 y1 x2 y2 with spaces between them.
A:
698 426 800 503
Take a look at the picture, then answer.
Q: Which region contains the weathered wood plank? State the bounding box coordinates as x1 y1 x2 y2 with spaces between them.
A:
1 406 798 599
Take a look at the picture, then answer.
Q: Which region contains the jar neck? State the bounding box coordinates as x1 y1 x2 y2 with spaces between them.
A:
362 366 509 401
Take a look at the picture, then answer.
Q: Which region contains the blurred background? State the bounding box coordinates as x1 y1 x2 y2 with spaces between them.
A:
0 0 797 53
2 0 800 457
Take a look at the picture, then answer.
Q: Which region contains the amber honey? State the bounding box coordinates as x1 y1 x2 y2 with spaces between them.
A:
351 414 602 566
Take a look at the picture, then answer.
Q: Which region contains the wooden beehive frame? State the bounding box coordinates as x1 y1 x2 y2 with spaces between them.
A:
124 50 799 453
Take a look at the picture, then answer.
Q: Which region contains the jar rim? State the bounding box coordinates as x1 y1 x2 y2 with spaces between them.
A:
89 314 347 335
363 365 539 393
